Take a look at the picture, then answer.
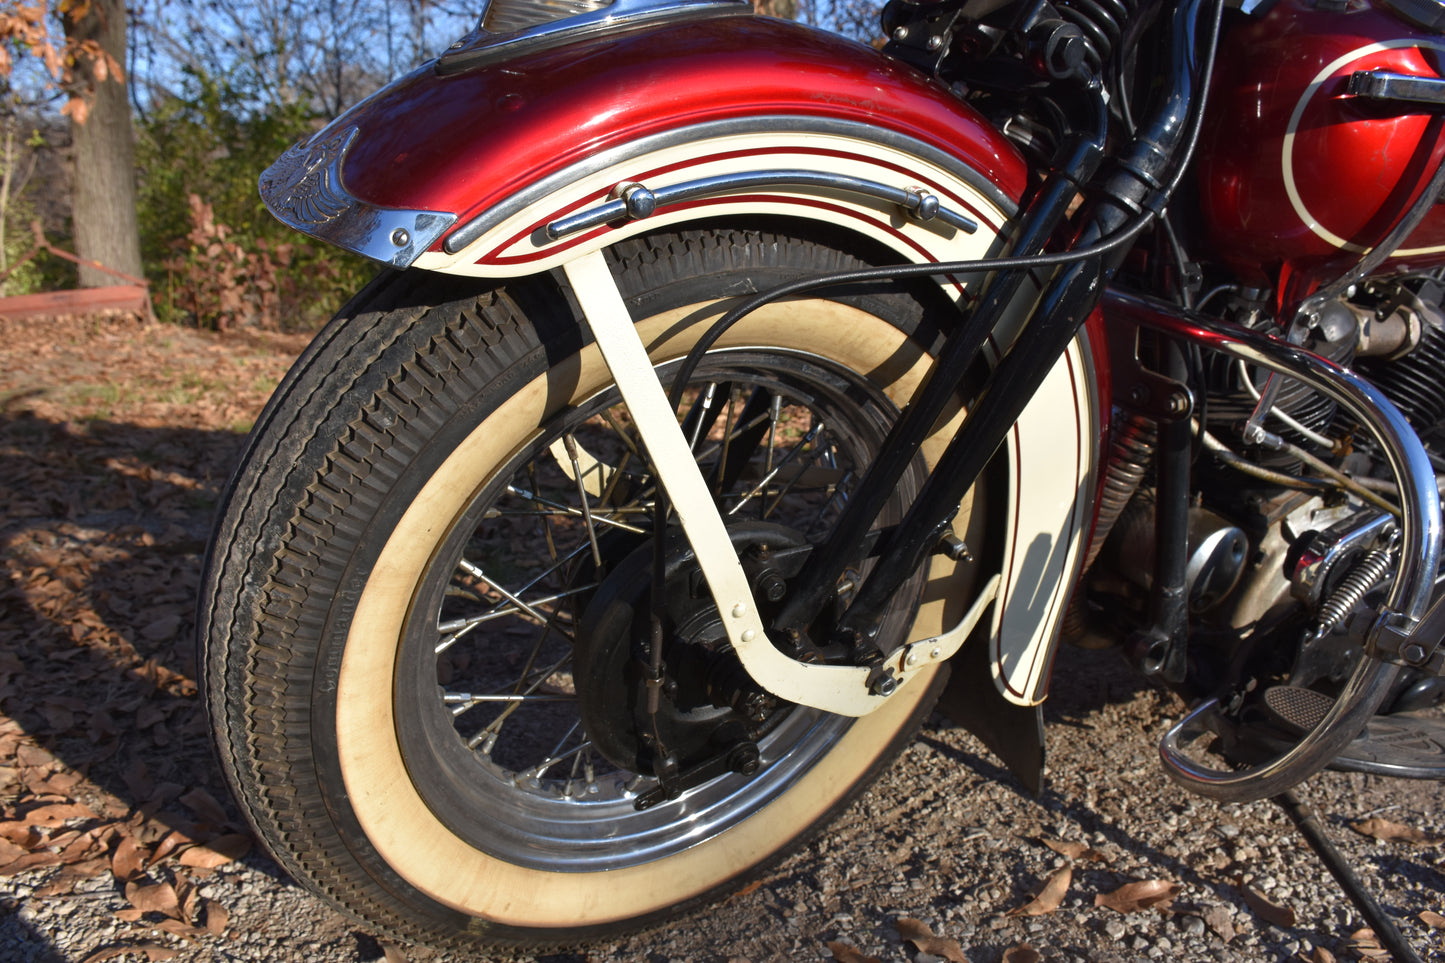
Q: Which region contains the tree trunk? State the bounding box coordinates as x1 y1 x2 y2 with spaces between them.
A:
63 0 142 288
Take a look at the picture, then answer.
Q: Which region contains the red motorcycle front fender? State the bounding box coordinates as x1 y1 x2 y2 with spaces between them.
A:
260 13 1099 721
260 15 1030 274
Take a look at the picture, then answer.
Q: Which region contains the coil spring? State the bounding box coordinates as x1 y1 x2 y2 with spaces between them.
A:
1314 548 1394 634
1063 412 1156 644
1056 0 1133 73
1086 413 1157 571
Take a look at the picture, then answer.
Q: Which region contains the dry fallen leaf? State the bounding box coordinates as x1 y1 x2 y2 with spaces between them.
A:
1239 881 1296 929
22 802 97 828
732 878 766 899
124 880 182 919
1007 867 1072 918
81 945 178 963
203 899 229 936
1420 910 1445 929
826 942 883 963
176 875 200 922
34 857 109 895
149 830 195 865
0 821 37 847
1345 928 1389 959
123 756 155 802
1310 947 1337 963
382 942 409 963
0 850 63 875
111 834 147 882
156 918 209 940
1040 838 1107 862
178 787 230 827
1350 818 1439 845
1003 945 1041 963
1094 879 1181 914
177 833 250 869
896 917 970 962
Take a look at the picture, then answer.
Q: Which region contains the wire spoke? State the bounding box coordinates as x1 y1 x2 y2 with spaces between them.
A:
436 581 597 654
503 484 647 535
764 424 835 518
526 461 559 563
465 651 575 748
681 381 721 453
562 432 605 567
728 419 826 516
515 738 594 784
455 560 575 636
444 692 576 706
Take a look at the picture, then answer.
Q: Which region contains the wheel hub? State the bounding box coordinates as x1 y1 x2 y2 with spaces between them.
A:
574 520 812 780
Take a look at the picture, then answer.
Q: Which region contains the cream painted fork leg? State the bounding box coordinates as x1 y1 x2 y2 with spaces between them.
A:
562 251 891 717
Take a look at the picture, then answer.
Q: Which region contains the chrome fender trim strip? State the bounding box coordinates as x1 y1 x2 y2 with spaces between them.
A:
545 170 980 240
441 116 1020 257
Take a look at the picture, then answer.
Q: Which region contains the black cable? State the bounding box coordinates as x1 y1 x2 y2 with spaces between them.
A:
664 0 1225 410
664 215 1153 409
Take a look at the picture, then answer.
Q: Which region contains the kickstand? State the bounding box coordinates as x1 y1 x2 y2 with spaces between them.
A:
1273 789 1423 963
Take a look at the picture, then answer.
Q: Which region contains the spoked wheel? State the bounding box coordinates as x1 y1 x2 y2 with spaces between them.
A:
199 226 991 950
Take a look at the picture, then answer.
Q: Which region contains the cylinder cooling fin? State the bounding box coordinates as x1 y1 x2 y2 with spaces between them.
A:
1203 319 1356 465
1357 318 1445 449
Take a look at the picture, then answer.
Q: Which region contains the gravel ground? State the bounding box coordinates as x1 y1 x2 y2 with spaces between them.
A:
2 315 1443 963
3 648 1443 963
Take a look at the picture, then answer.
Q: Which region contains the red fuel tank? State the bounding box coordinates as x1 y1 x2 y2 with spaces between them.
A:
1197 0 1445 290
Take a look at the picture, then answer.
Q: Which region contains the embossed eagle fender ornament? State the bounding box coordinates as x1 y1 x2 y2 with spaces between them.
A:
260 127 457 268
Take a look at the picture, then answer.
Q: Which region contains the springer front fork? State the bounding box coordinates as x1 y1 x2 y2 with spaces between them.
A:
562 0 1442 802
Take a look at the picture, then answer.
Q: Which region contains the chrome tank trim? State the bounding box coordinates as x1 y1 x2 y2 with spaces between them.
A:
1105 289 1441 802
442 116 1021 256
545 170 980 239
437 0 750 74
259 127 458 268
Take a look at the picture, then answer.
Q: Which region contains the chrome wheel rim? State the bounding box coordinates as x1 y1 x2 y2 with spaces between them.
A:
394 348 921 871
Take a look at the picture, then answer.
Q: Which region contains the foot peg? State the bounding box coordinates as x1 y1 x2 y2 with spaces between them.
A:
1256 685 1445 780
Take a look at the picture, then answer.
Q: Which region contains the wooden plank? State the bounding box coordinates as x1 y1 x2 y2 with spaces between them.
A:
0 285 149 320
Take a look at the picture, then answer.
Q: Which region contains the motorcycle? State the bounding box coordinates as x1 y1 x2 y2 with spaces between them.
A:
198 0 1445 952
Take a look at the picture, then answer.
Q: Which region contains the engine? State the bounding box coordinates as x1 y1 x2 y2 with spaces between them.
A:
1070 272 1445 723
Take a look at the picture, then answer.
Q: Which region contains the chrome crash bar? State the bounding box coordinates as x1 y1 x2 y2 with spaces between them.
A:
1104 289 1442 803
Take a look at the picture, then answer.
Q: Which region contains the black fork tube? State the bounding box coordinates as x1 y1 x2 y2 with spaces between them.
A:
772 144 1105 635
836 227 1117 640
817 0 1215 648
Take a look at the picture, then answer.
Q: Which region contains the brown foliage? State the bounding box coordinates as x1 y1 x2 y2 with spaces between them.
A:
1007 867 1072 918
161 194 300 330
0 1 123 123
1094 879 1181 914
896 918 970 961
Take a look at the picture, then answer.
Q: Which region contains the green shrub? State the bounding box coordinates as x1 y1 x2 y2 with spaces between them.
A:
137 72 373 330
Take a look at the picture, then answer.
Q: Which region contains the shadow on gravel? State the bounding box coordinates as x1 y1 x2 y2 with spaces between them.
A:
0 912 69 963
0 409 315 953
0 411 245 810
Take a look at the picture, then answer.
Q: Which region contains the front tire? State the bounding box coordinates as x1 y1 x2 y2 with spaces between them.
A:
199 226 987 950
